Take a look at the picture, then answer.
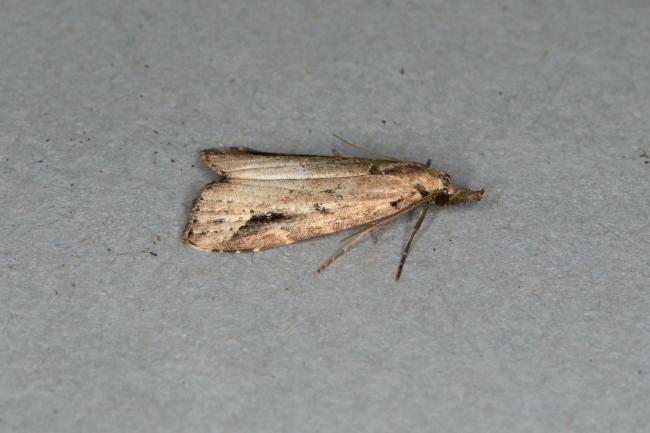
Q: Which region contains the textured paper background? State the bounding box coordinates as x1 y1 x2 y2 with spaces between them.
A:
1 1 649 432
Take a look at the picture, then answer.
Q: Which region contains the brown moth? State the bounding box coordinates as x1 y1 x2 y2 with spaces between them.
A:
183 143 484 280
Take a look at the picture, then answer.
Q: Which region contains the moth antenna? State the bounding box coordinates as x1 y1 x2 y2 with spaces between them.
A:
395 203 431 281
332 134 398 161
317 194 435 274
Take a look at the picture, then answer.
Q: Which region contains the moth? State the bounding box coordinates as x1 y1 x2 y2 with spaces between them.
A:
183 139 484 280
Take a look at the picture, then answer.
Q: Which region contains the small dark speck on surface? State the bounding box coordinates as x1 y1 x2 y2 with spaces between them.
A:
498 91 503 96
44 138 50 142
154 130 159 134
400 67 405 74
171 159 175 163
381 119 386 124
149 251 158 256
107 248 111 252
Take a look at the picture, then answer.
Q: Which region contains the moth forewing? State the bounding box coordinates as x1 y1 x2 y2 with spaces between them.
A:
183 148 484 278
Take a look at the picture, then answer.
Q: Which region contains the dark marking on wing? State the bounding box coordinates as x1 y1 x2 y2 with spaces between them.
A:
414 184 428 197
381 165 420 175
249 212 287 224
230 212 293 239
314 203 333 214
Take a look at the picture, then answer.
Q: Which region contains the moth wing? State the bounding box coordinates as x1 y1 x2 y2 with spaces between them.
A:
200 148 400 180
183 176 425 252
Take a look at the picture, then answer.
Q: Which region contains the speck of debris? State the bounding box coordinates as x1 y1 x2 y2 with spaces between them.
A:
38 160 43 163
154 130 159 134
171 159 175 163
140 94 144 98
70 183 74 187
107 248 111 252
154 151 158 155
44 138 50 142
144 64 150 69
149 251 158 256
381 119 386 124
498 91 503 96
191 164 195 168
400 67 405 74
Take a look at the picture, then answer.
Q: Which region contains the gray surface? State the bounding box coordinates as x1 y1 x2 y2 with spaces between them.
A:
1 0 649 432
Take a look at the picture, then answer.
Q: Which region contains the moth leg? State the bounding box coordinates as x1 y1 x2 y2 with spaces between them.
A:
317 195 434 274
395 203 431 281
316 228 370 274
331 148 343 157
371 228 381 244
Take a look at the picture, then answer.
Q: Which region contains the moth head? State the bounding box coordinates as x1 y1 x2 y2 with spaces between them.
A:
431 170 485 206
